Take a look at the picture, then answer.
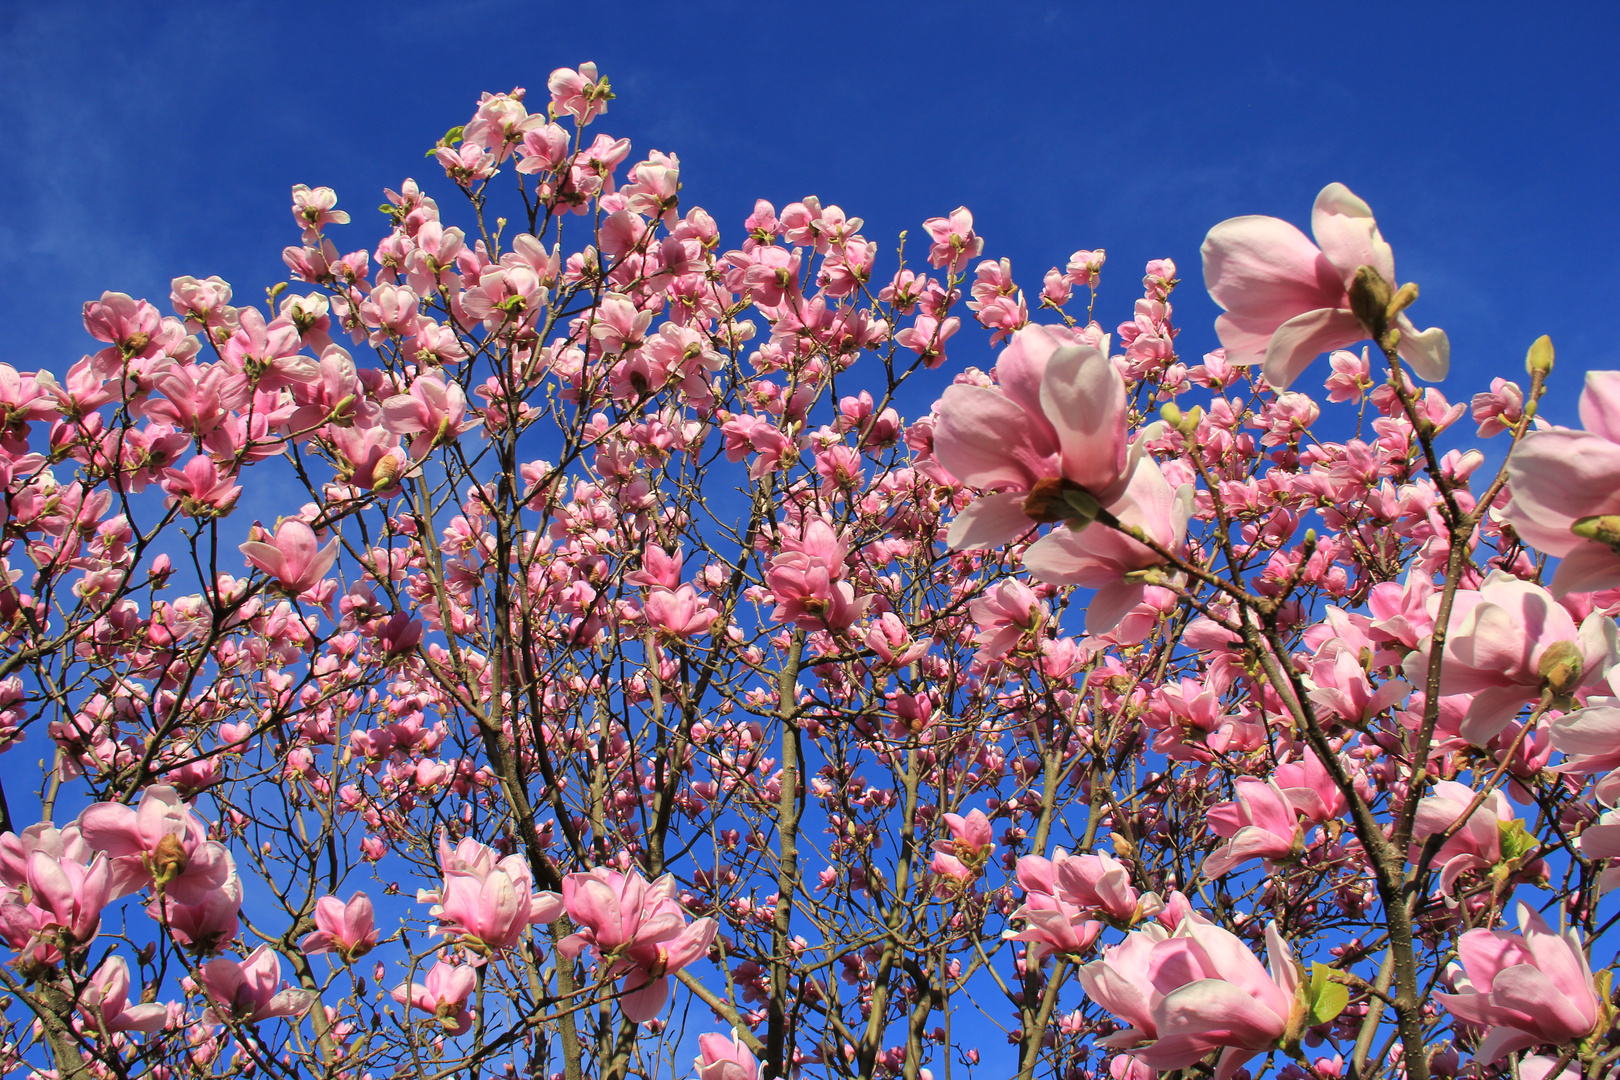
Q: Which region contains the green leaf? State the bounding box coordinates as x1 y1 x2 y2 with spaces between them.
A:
1307 963 1350 1025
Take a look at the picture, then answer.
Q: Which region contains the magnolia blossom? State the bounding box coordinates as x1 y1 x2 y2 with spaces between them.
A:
78 955 167 1034
392 960 477 1035
1021 456 1192 637
1435 903 1604 1062
1551 664 1620 805
77 785 233 904
1409 780 1522 899
935 324 1136 550
238 519 340 597
1202 778 1304 879
1201 182 1448 388
558 867 718 1023
694 1031 761 1080
1077 916 1303 1079
199 944 316 1024
1504 370 1620 594
300 891 378 962
1405 570 1617 744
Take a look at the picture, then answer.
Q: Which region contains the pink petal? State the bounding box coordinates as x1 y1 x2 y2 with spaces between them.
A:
1039 344 1130 502
1261 307 1365 390
1310 183 1394 284
1580 370 1620 443
946 492 1036 551
933 385 1058 490
1393 314 1449 382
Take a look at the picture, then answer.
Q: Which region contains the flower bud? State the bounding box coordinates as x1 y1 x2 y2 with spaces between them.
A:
1525 334 1554 377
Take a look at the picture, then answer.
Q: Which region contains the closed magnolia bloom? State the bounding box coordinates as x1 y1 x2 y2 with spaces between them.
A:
1435 903 1606 1062
694 1030 760 1080
1077 916 1303 1080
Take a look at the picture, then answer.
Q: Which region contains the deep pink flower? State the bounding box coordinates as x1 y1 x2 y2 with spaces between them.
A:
1409 780 1521 899
1201 183 1448 389
392 959 478 1035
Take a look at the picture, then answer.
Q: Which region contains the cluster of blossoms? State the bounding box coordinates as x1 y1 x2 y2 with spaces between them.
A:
0 65 1615 1080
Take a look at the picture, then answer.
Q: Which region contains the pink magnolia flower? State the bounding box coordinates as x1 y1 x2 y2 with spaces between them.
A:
1409 780 1521 898
1021 456 1192 637
642 585 717 639
13 850 115 946
77 785 233 904
548 62 611 124
0 823 91 888
930 809 997 890
935 324 1136 550
920 207 984 275
1202 778 1304 879
967 579 1046 662
1435 903 1604 1062
694 1030 761 1080
1077 916 1302 1079
199 944 316 1025
381 373 482 456
300 891 378 962
432 859 563 955
1550 667 1620 804
1200 182 1448 389
1001 884 1102 963
392 959 477 1035
79 955 168 1034
1405 570 1618 744
1270 749 1348 826
1503 370 1620 594
1017 849 1155 927
152 867 242 954
558 866 718 1023
239 519 340 597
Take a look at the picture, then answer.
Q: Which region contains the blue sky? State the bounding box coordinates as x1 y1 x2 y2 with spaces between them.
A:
3 0 1618 423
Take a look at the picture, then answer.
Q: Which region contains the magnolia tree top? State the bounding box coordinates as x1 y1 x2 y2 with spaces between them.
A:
0 63 1615 1080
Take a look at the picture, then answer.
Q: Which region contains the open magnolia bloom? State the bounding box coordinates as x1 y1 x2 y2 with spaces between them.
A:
935 323 1139 550
1201 182 1449 389
1504 370 1620 595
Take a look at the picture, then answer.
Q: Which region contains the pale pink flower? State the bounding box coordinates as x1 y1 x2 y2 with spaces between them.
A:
558 866 718 1023
381 373 482 456
239 519 340 597
1503 370 1620 594
1408 780 1520 898
300 891 378 962
1200 182 1448 389
920 207 984 275
547 62 611 124
1077 916 1301 1080
77 785 233 904
1435 902 1603 1062
1021 456 1192 637
200 944 316 1024
1202 778 1303 879
391 959 477 1035
432 859 563 955
1404 570 1617 744
935 324 1136 550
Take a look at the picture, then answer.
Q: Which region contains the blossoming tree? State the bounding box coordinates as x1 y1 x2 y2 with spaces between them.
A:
0 62 1616 1080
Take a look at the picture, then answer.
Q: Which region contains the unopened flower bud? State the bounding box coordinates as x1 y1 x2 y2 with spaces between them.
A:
1525 334 1555 377
150 833 190 887
1538 639 1584 696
